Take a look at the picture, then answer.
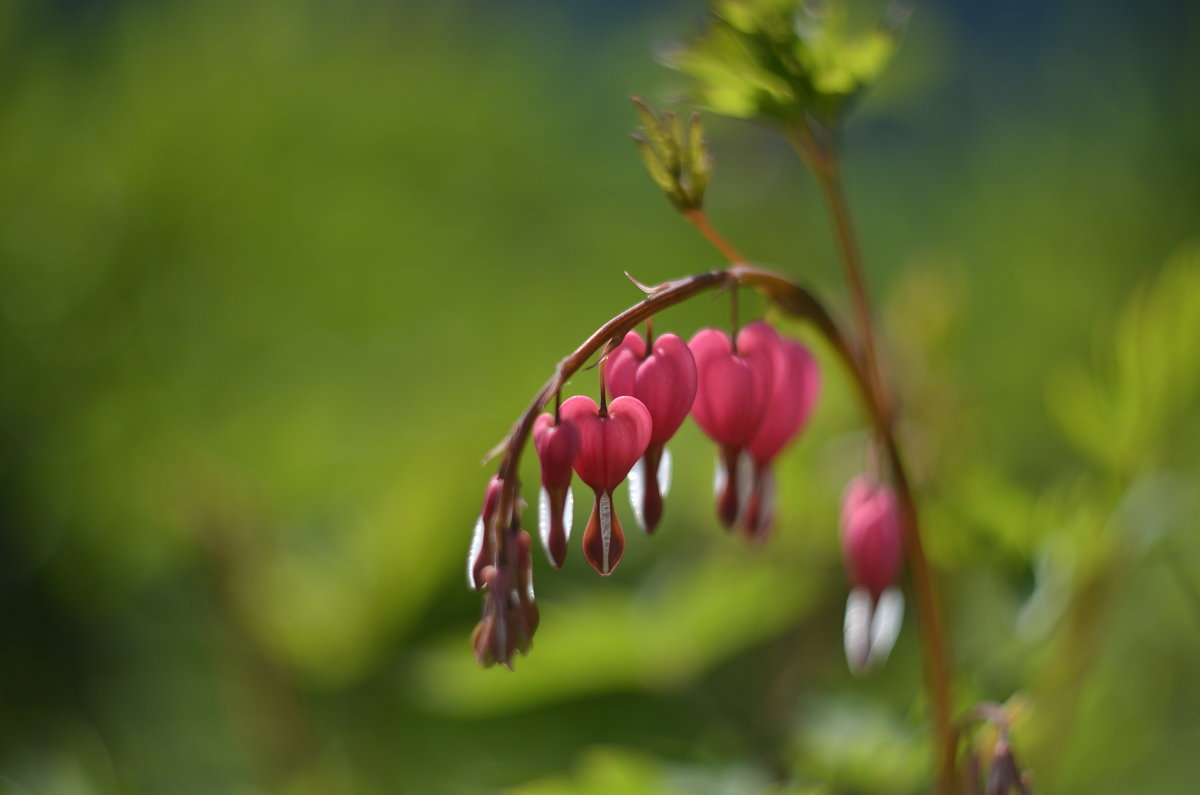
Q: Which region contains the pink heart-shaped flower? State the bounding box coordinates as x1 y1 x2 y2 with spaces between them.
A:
560 394 652 575
840 476 904 599
533 413 580 568
604 330 697 534
689 323 776 448
748 337 820 465
605 331 697 446
560 395 652 492
534 413 580 488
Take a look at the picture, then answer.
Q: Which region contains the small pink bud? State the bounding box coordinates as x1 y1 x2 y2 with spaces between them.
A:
840 475 905 674
689 322 776 527
605 330 697 532
840 476 903 598
467 476 505 590
560 394 652 575
533 413 581 568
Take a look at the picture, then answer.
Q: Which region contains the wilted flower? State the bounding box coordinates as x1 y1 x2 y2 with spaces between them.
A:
605 329 698 533
472 527 539 669
560 394 653 575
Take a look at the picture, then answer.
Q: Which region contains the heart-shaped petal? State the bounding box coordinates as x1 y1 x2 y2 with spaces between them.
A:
534 412 580 488
840 476 903 598
605 332 697 446
748 337 819 464
560 394 652 492
604 331 647 398
689 324 775 448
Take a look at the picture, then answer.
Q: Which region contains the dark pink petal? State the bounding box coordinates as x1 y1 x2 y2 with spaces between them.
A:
581 489 625 575
840 476 903 599
560 395 652 492
533 412 580 488
748 338 819 465
739 463 776 541
537 485 573 569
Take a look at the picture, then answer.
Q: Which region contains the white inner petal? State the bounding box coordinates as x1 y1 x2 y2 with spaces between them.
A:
627 456 647 531
868 587 905 669
843 587 872 675
735 449 756 521
563 487 574 542
713 453 727 499
658 447 673 497
538 487 552 557
467 516 485 589
599 491 612 572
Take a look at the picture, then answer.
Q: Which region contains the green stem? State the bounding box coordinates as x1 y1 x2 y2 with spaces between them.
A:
791 132 957 794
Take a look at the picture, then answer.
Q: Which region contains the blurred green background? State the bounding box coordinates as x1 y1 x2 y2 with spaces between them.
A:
2 0 1199 792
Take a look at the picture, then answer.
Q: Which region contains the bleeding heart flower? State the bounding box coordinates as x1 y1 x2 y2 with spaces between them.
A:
605 330 697 533
689 321 777 527
467 475 505 590
840 475 905 674
560 394 652 575
533 413 580 568
472 527 539 668
740 337 820 540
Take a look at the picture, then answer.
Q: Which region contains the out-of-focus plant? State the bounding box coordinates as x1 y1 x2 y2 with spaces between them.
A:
466 0 971 790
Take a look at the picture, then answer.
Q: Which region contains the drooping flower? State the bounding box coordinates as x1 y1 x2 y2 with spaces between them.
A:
840 475 905 674
689 321 777 527
604 330 697 533
560 394 652 575
533 412 580 567
472 526 539 669
740 336 820 540
467 475 505 590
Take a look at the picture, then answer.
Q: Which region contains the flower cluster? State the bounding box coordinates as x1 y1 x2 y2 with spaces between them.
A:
469 319 836 668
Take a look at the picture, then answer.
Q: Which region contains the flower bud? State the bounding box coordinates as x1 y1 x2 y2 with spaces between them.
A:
840 475 905 674
533 413 580 568
467 475 505 590
472 527 539 669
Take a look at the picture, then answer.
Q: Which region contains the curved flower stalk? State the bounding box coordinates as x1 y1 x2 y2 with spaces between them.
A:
469 6 961 782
